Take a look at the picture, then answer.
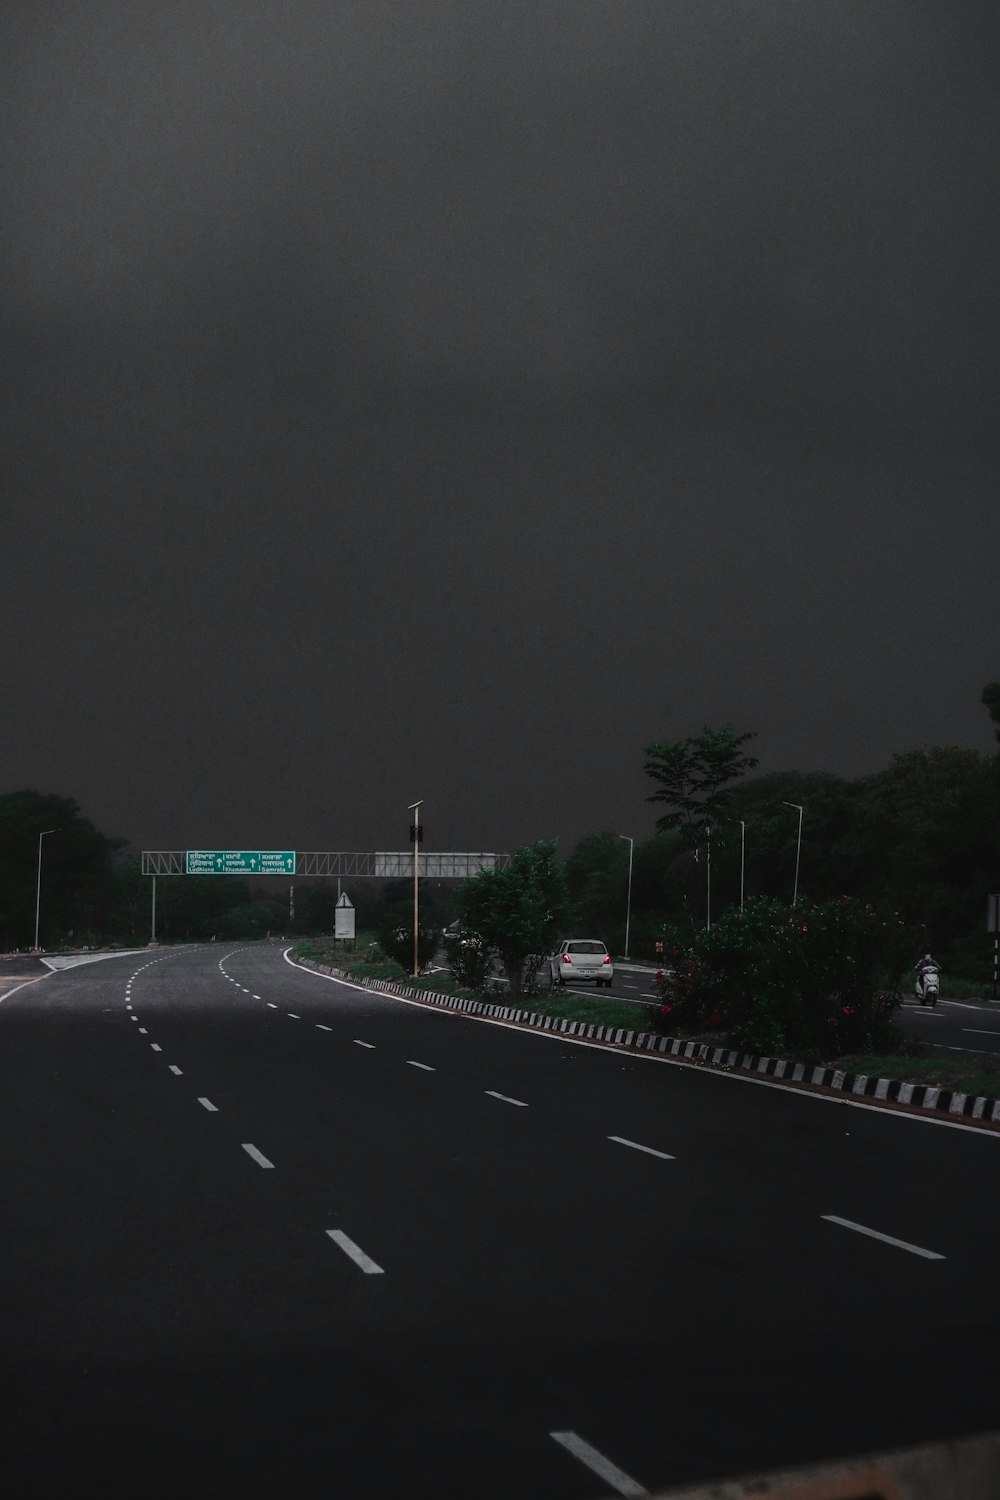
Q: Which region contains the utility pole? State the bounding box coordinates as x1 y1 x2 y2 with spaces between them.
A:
34 829 58 951
408 800 423 977
618 835 634 959
783 802 804 907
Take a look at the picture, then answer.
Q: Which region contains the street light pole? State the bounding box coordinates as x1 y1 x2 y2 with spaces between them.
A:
34 829 58 951
706 821 712 930
739 820 746 913
618 835 634 959
782 802 804 907
408 800 423 978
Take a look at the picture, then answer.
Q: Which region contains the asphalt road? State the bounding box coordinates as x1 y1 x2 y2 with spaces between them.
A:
2 942 999 1498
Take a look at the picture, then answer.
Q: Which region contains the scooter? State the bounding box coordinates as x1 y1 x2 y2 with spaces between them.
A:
916 966 940 1006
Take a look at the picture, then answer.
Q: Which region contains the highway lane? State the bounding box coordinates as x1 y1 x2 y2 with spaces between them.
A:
1 943 999 1497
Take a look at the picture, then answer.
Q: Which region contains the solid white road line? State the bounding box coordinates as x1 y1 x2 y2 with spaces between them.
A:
963 1028 1000 1036
821 1215 945 1260
550 1432 648 1497
283 952 1000 1137
316 1023 332 1031
198 1098 218 1112
407 1060 435 1071
242 1144 274 1169
169 1065 182 1075
354 1040 375 1049
150 1043 162 1052
608 1135 675 1161
0 973 53 1004
485 1090 528 1107
325 1230 384 1275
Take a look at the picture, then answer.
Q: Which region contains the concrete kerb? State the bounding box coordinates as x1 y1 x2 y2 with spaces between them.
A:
289 958 1000 1132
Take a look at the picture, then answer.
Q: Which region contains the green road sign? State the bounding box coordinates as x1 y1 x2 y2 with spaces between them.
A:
185 850 296 875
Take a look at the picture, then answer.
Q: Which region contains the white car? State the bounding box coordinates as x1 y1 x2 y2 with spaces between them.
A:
549 939 614 988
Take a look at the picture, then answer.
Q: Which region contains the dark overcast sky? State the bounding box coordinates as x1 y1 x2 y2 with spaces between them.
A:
4 1 998 858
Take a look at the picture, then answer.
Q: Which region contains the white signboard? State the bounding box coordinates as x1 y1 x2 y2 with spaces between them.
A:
334 892 356 940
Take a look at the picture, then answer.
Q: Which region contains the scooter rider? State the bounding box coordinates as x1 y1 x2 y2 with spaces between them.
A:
915 952 939 998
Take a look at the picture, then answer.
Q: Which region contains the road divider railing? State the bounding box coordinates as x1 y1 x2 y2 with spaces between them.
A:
289 957 1000 1132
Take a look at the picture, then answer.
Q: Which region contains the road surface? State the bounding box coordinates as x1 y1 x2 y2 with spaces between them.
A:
1 942 998 1497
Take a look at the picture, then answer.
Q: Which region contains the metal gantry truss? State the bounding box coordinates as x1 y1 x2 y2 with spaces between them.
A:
141 851 507 878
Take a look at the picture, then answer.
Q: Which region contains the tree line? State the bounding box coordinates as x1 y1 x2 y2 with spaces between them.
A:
2 682 998 972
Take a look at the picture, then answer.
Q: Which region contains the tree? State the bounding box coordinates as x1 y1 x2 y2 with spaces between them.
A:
0 790 124 949
644 725 758 839
982 682 1000 748
457 840 570 1001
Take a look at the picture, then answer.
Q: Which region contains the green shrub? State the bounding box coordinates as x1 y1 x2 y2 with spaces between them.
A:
654 896 917 1059
444 932 492 991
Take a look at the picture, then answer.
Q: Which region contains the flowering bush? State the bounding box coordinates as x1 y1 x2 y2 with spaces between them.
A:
654 897 913 1058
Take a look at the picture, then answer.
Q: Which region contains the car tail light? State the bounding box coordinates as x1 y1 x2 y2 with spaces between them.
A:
602 954 611 965
562 952 572 963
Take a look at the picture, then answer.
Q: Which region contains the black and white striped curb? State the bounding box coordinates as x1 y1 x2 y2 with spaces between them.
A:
291 958 1000 1129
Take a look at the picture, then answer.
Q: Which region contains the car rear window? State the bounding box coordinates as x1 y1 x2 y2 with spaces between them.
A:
567 941 607 954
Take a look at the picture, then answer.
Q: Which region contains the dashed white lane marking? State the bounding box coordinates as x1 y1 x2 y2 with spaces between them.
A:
130 1015 138 1022
287 1013 301 1019
138 1027 147 1034
821 1215 945 1260
169 1065 182 1075
608 1135 675 1161
325 1230 384 1275
252 994 261 999
485 1090 528 1107
316 1024 332 1031
354 1040 375 1049
267 1003 278 1009
242 1144 274 1169
199 1097 218 1112
407 1060 435 1071
550 1432 648 1497
150 1044 162 1052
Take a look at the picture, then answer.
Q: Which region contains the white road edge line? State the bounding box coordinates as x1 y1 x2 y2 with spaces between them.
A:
608 1135 675 1161
198 1098 218 1112
281 951 1000 1139
821 1214 945 1260
485 1090 528 1107
242 1143 275 1169
407 1060 435 1071
550 1432 648 1497
962 1028 1000 1037
325 1229 384 1275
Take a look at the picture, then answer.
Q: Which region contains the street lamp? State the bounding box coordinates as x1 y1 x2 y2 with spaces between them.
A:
739 820 746 913
618 835 634 960
34 829 58 951
782 802 804 907
408 800 423 977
